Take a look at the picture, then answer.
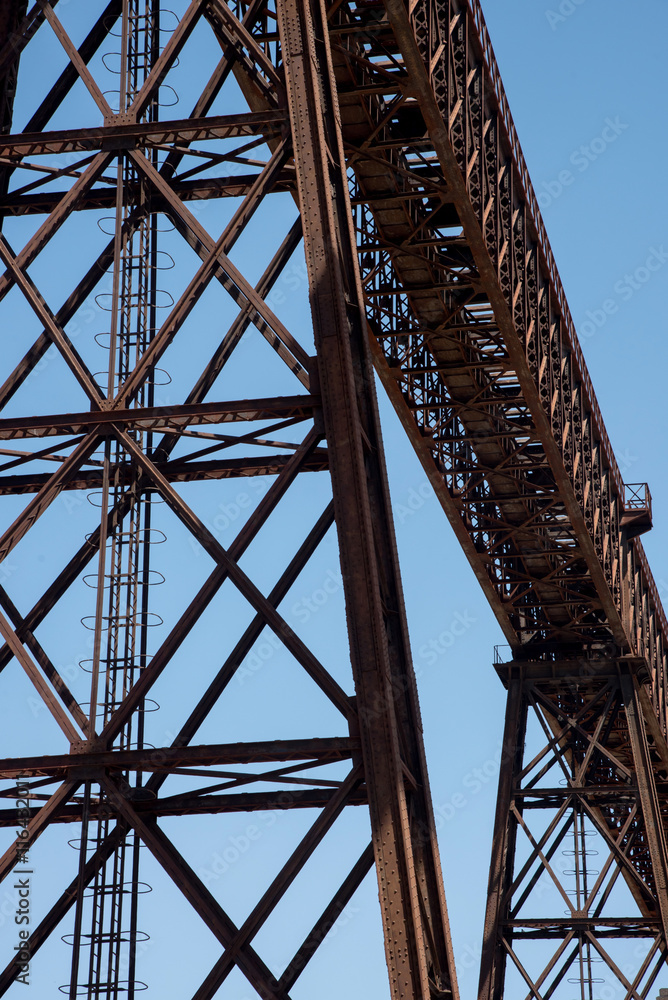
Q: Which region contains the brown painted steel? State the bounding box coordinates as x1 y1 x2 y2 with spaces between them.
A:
0 737 360 778
278 0 458 995
478 661 668 1000
0 1 666 998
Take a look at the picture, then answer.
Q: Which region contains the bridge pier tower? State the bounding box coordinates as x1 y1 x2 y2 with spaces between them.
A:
479 653 668 1000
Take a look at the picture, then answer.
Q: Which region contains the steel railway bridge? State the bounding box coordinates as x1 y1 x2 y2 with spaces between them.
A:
0 1 665 998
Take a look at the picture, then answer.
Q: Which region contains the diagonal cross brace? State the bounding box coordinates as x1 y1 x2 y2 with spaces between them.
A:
110 424 352 718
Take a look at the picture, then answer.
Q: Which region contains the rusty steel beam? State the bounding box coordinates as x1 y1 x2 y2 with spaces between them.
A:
477 661 668 1000
139 502 337 791
23 1 122 135
0 173 295 216
126 147 312 388
0 780 79 885
0 110 287 157
117 145 292 406
0 153 113 304
102 778 296 1000
0 737 359 779
277 2 458 997
478 682 525 1000
0 0 28 224
326 0 667 673
0 786 370 826
0 395 317 440
112 427 352 718
0 213 300 412
98 432 329 745
0 1 666 998
172 768 364 997
323 6 668 990
0 453 329 495
277 843 376 992
0 824 127 995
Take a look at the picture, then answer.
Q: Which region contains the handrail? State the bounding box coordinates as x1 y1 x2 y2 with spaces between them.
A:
467 0 624 500
466 0 668 665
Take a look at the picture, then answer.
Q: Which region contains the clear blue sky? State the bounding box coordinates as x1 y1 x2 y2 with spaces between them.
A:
0 2 666 998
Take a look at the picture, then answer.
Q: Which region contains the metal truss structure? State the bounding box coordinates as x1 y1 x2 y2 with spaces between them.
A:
0 1 666 999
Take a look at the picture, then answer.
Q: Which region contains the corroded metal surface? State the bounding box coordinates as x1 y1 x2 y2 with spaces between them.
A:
0 2 665 999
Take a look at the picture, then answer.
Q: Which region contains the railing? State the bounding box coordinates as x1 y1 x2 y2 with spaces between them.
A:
624 482 652 515
464 0 668 679
635 538 668 654
493 645 511 666
466 0 625 502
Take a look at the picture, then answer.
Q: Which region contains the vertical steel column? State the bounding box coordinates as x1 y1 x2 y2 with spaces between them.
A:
0 1 28 217
621 668 668 939
477 658 668 1000
478 679 526 1000
277 1 459 997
